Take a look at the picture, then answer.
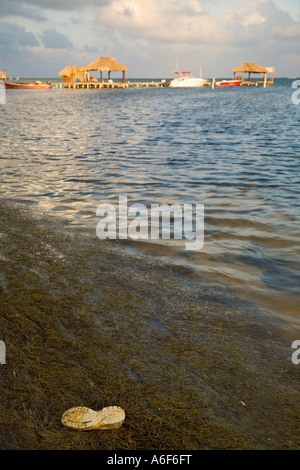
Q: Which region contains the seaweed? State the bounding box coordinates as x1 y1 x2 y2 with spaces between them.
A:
0 199 299 450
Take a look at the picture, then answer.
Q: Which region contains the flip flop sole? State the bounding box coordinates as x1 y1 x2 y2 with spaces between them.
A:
62 406 125 431
95 406 125 430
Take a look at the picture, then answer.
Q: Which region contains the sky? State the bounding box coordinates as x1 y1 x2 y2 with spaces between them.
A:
0 0 299 78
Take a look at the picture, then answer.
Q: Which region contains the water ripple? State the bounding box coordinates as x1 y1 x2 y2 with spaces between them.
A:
0 79 299 320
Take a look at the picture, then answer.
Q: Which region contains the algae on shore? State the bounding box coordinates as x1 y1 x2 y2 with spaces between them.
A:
0 199 299 450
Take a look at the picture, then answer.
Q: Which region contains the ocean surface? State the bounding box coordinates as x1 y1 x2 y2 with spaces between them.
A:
0 78 299 322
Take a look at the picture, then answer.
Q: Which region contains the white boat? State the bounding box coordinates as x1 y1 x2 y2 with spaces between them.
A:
168 71 208 88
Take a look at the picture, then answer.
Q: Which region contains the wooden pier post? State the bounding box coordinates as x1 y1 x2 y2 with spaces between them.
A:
263 72 267 88
248 72 251 86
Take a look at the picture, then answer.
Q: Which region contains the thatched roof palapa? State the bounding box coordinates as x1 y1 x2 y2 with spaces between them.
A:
232 63 268 74
84 57 128 72
232 62 275 87
58 65 84 78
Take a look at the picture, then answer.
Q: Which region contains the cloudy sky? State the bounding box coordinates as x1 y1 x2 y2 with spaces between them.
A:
0 0 299 78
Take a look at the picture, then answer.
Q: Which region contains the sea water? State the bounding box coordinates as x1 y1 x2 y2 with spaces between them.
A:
0 78 299 321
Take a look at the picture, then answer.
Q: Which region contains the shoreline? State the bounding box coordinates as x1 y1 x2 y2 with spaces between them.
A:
0 198 299 450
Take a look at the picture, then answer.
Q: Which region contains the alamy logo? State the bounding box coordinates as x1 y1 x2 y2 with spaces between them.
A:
291 340 300 365
0 81 5 105
0 340 6 365
291 80 300 105
96 196 204 251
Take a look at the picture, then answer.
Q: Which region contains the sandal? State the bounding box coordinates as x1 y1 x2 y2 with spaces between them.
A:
61 405 125 431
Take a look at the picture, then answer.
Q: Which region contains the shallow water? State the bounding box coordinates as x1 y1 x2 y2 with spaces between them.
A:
0 79 299 321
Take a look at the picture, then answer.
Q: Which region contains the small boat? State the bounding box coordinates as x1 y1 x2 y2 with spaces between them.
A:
215 79 243 87
5 80 51 89
168 71 209 88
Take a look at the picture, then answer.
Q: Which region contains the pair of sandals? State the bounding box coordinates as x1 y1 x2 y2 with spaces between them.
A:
62 406 125 431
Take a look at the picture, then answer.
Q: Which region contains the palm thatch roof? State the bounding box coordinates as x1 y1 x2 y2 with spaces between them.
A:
232 63 268 74
84 57 128 72
58 66 84 77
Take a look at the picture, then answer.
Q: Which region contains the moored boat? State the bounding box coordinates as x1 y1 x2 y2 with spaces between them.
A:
215 79 243 87
5 81 51 89
168 71 209 88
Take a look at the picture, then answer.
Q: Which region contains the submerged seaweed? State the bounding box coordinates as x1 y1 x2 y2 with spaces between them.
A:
0 199 299 450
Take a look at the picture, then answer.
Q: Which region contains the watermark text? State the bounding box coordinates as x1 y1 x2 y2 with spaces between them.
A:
0 81 5 105
0 340 6 365
291 80 300 105
96 197 204 251
292 340 300 365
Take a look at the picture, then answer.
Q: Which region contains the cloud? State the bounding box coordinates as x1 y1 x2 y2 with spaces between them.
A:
94 0 300 50
1 0 300 77
81 0 300 78
40 29 73 49
0 20 39 47
256 0 300 39
84 45 98 53
224 8 267 27
96 0 224 44
0 0 46 21
6 0 112 11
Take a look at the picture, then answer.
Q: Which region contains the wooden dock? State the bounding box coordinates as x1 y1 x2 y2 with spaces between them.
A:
51 79 273 91
51 81 165 90
239 80 274 87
